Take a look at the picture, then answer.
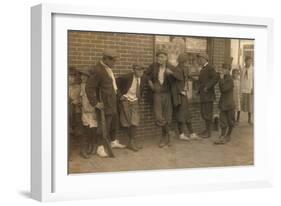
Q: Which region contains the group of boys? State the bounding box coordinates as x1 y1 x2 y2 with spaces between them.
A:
69 48 253 158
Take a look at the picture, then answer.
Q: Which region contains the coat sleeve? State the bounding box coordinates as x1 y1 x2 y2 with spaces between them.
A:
116 75 126 100
85 70 100 108
169 67 183 81
146 64 155 90
219 78 234 93
205 66 219 90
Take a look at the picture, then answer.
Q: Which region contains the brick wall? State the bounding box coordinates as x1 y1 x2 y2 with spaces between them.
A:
68 31 228 140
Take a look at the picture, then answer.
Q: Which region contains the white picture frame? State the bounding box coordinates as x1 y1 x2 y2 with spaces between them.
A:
31 3 274 202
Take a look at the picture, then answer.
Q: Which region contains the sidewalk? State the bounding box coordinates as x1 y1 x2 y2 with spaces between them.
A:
69 113 253 174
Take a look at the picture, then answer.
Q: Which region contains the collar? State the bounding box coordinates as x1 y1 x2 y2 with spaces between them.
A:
100 60 111 69
203 62 208 68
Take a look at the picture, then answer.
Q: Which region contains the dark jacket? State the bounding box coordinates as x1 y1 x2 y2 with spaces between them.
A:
85 62 117 115
116 72 146 103
170 65 191 107
218 74 235 111
146 62 175 93
198 63 219 103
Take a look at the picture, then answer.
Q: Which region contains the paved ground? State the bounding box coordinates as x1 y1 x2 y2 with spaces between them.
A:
68 113 253 174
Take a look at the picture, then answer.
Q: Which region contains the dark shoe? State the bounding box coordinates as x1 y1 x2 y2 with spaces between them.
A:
199 130 208 136
134 139 143 150
167 135 172 147
214 136 226 145
127 140 138 152
201 131 211 138
159 136 168 148
80 151 90 159
135 143 143 150
225 135 231 142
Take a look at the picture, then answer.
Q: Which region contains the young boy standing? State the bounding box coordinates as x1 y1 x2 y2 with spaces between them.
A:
77 68 103 158
214 61 235 145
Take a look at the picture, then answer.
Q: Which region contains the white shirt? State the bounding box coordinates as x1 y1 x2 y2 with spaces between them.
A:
240 64 254 94
158 66 166 84
123 75 140 102
100 61 118 93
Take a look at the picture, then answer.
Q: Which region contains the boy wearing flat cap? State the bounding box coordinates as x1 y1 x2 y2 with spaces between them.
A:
86 49 126 158
196 53 220 138
170 53 200 141
77 67 99 158
214 59 235 144
146 49 176 148
116 64 146 151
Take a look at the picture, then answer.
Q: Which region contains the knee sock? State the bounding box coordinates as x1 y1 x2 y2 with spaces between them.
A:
236 111 240 122
186 122 194 134
206 120 211 134
128 126 137 140
178 122 185 135
221 127 227 136
248 113 252 123
227 127 233 136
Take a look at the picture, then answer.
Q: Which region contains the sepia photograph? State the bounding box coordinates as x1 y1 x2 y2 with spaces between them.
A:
67 31 254 174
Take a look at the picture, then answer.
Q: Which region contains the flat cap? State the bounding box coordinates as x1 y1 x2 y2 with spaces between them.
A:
177 53 189 63
222 57 233 70
156 49 168 56
76 67 91 76
132 63 145 70
103 49 119 58
196 53 209 61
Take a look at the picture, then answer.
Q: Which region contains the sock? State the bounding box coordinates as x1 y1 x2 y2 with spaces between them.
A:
227 127 233 136
237 111 240 121
178 122 185 135
186 122 194 134
248 113 252 123
221 127 227 136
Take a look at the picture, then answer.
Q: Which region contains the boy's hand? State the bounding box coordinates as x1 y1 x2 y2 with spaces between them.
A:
148 81 155 91
203 87 208 93
95 102 104 110
120 96 126 101
166 68 173 75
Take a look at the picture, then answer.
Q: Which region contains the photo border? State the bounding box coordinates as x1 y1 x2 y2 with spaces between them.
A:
31 3 274 201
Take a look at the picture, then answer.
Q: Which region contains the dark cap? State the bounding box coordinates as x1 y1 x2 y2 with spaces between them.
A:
222 57 233 70
177 53 189 63
132 63 145 70
76 67 91 76
196 53 209 61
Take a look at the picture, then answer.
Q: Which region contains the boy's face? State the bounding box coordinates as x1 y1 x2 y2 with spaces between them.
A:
80 74 88 83
222 67 230 75
157 54 168 65
69 73 81 85
232 71 239 79
134 68 144 78
245 58 252 67
104 56 117 68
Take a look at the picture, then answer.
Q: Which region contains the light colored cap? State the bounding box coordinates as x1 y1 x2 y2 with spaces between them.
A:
196 53 209 61
103 49 119 58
